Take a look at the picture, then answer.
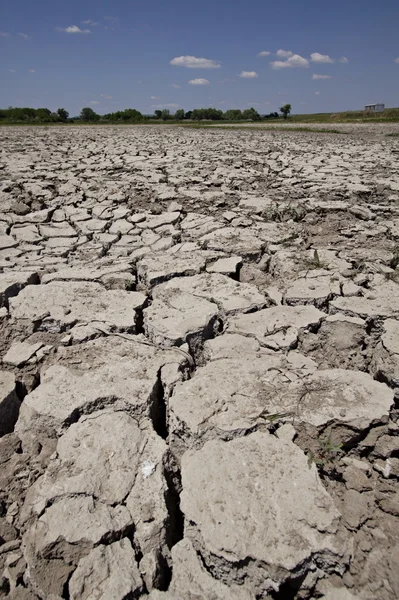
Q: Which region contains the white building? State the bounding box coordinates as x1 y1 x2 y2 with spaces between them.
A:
364 103 385 113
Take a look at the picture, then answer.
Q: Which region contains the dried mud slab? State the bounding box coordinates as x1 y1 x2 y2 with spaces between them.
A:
169 356 393 454
21 411 168 596
228 304 326 350
9 281 146 333
149 538 254 600
15 336 187 446
152 273 268 316
180 431 348 596
144 290 220 348
69 539 144 600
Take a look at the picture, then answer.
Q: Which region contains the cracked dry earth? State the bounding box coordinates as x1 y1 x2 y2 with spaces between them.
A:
0 125 398 600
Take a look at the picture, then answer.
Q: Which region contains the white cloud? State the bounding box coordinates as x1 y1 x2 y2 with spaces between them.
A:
9 69 16 73
271 54 309 69
152 103 180 109
82 19 99 26
0 32 10 37
339 56 349 63
100 94 112 99
150 96 161 100
312 74 332 80
276 49 293 58
18 33 30 39
314 91 320 95
57 25 91 34
270 61 292 69
257 50 270 57
189 78 210 85
239 71 258 78
310 52 334 63
90 100 100 105
170 84 181 88
287 54 309 67
28 69 36 73
394 57 399 64
170 55 221 69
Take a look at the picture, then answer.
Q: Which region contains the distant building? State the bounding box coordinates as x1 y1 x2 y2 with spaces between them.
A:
364 103 385 113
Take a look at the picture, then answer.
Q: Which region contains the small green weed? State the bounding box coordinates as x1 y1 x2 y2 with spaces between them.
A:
303 249 329 270
258 410 295 423
307 433 343 470
124 279 136 291
263 202 306 223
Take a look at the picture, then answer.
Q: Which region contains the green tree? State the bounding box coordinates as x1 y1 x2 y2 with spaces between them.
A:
191 109 202 121
123 108 142 121
36 108 53 122
161 109 170 121
116 108 143 121
174 109 185 120
279 104 292 120
57 108 69 121
243 107 261 122
102 109 144 122
8 107 36 121
80 107 100 121
154 110 162 119
224 109 243 121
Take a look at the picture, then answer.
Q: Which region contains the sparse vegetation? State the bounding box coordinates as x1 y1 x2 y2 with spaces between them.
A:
258 410 295 423
307 433 343 470
303 249 329 270
289 107 399 123
263 202 307 223
181 124 346 134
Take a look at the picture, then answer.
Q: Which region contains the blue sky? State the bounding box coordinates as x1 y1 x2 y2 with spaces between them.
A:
1 0 398 115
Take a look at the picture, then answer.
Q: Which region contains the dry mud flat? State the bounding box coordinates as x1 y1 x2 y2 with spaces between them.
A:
0 124 398 599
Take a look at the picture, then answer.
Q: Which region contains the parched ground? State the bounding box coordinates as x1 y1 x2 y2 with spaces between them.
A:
0 125 398 600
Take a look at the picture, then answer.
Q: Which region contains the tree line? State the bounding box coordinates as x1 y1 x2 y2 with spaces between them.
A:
0 107 70 123
0 104 292 123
